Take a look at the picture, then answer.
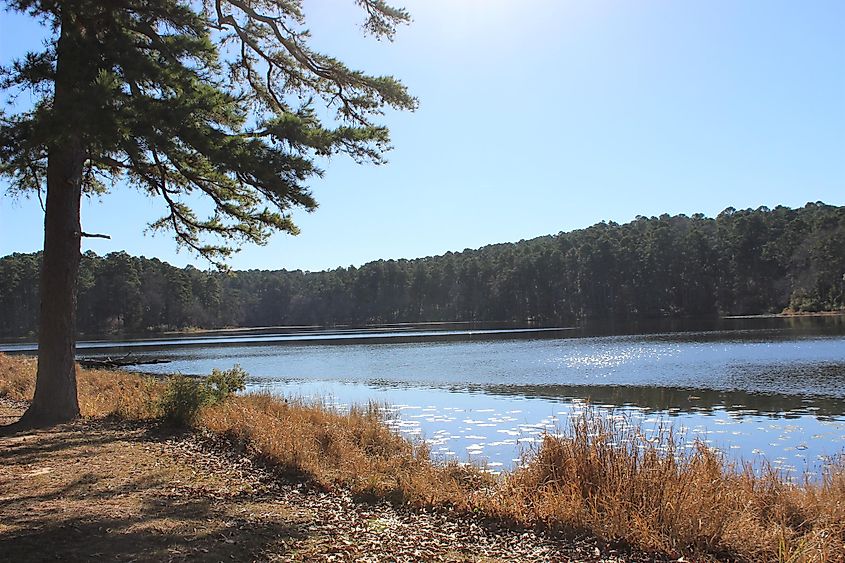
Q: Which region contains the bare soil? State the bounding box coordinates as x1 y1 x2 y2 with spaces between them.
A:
0 400 662 562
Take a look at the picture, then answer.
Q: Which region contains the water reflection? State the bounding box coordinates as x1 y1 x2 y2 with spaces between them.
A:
468 382 845 420
579 315 845 338
0 325 575 352
92 331 845 400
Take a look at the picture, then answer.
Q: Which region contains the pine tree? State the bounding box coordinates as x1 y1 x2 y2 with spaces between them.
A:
0 0 415 427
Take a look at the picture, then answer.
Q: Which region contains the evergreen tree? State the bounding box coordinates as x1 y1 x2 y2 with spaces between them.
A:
1 203 844 341
0 0 415 427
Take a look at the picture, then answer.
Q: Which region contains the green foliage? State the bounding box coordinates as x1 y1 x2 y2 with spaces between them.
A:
0 0 415 266
159 376 208 427
205 365 248 403
1 203 844 337
159 365 247 427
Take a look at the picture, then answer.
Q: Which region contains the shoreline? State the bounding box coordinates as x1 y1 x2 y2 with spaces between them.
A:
723 310 845 319
3 310 845 347
0 398 654 563
2 354 843 562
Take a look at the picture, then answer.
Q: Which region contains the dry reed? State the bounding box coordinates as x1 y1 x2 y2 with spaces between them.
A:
495 411 845 561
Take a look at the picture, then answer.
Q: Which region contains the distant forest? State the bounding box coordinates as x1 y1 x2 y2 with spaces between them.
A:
1 202 844 338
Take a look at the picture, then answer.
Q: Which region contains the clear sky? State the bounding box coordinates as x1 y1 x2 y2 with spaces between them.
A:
1 0 843 271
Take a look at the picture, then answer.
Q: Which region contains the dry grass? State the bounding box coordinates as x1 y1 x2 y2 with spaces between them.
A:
494 412 845 561
0 353 162 419
0 353 37 400
1 352 843 561
201 394 491 507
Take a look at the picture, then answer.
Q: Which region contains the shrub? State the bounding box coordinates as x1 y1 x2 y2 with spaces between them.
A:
160 365 246 427
205 364 248 402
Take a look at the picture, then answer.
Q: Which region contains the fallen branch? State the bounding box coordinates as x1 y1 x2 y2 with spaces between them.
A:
77 355 170 369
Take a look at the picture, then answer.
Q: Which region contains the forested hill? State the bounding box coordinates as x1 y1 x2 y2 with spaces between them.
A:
2 202 844 338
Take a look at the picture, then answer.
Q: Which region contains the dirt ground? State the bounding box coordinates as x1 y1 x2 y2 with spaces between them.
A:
0 400 661 562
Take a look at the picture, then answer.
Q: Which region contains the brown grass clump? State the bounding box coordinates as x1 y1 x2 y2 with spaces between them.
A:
0 352 163 419
0 352 37 400
76 366 163 420
1 352 843 561
201 393 492 506
495 411 845 561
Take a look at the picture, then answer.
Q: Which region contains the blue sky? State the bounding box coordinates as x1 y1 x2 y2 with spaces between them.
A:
1 0 843 271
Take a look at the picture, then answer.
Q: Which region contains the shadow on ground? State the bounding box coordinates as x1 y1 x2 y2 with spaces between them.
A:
0 504 307 562
0 415 308 562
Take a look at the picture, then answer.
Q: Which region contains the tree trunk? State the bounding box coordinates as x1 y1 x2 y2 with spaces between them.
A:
18 144 85 426
15 8 86 428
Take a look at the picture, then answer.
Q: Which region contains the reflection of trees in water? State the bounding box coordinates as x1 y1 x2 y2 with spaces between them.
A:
727 362 845 398
580 316 845 341
473 383 845 420
727 362 845 400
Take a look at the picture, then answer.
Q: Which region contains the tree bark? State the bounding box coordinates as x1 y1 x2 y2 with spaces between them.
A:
18 144 85 426
15 7 85 428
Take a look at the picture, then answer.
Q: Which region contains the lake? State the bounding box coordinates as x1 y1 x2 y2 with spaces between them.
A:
4 317 845 476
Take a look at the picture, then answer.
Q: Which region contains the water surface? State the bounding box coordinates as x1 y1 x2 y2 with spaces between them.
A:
4 318 844 475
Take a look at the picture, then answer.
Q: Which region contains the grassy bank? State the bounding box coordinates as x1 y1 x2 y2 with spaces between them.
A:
1 353 842 562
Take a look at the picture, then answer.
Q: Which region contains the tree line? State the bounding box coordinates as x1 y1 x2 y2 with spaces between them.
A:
1 202 843 338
